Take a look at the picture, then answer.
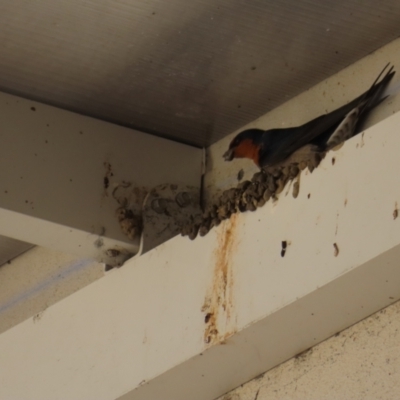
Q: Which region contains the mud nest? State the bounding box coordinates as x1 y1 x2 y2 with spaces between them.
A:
181 152 324 240
116 207 143 241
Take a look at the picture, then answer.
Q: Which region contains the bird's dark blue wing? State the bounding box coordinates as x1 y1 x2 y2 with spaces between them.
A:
259 64 395 167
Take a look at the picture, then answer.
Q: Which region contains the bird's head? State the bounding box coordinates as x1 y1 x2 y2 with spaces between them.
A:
223 129 264 166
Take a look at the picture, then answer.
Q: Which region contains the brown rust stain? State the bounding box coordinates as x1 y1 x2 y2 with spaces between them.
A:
202 214 239 345
333 243 339 257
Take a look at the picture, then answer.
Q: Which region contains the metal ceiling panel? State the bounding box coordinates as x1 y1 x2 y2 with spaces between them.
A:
0 0 400 147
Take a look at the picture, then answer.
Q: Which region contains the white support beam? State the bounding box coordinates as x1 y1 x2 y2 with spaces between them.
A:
1 108 400 400
0 94 202 265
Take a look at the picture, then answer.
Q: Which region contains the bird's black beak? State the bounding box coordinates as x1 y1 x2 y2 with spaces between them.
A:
223 148 234 161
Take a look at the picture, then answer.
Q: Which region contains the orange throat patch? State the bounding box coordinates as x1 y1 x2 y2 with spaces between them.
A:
233 139 261 166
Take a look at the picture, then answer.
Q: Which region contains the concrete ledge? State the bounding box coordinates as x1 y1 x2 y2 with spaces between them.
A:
1 111 400 400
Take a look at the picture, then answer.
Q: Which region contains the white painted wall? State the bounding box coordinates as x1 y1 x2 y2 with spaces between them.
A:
218 299 400 400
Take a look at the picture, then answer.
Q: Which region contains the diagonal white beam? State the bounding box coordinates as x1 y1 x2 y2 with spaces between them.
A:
1 108 400 400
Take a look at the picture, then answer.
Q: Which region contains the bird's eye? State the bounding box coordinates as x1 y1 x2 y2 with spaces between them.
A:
231 138 240 148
